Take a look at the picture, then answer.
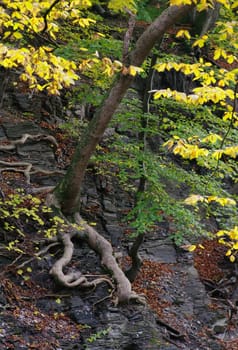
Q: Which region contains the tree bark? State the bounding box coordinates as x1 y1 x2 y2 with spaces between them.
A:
200 1 221 36
54 4 192 216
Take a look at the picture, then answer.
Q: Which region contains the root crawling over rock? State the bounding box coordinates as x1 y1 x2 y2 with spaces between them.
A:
0 133 58 151
48 205 145 305
0 133 64 183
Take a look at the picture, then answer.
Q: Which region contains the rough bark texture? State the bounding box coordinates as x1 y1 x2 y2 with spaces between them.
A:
131 5 191 67
200 1 221 36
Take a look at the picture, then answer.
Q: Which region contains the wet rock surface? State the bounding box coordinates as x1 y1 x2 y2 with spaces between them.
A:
0 110 235 350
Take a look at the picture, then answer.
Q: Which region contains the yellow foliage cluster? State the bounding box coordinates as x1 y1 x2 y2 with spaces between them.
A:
164 135 238 162
0 0 140 94
0 44 79 94
170 0 230 11
184 196 238 260
154 60 237 96
153 87 234 105
0 0 94 94
0 0 92 40
176 29 191 40
194 20 238 65
153 58 238 127
217 227 238 262
184 194 236 206
212 145 238 160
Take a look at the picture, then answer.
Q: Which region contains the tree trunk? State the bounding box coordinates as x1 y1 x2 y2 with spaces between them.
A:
189 1 221 36
54 4 192 216
200 1 221 36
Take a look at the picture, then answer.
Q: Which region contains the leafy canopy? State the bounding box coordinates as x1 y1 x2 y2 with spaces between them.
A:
0 0 136 94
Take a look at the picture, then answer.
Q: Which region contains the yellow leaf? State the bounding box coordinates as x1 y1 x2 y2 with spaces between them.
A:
229 227 238 241
128 65 143 76
198 244 205 249
215 197 236 206
223 146 238 158
230 255 236 262
214 48 221 60
89 222 97 226
55 298 61 304
227 55 234 64
212 150 223 160
184 194 204 206
202 134 222 144
216 230 228 237
13 31 23 39
188 245 196 252
233 243 238 250
163 139 175 150
207 196 218 203
3 31 12 39
192 35 208 48
176 29 191 39
226 249 232 256
154 63 167 72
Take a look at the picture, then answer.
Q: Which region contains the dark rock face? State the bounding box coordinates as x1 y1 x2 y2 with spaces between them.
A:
0 112 228 350
0 69 64 121
133 69 197 97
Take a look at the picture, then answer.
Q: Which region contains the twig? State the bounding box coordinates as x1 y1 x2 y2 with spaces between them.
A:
17 242 60 269
41 0 61 34
122 8 136 65
93 289 115 307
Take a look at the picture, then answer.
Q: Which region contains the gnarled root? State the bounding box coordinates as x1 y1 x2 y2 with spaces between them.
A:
0 160 64 184
50 229 114 290
0 133 58 151
74 213 138 304
49 212 145 305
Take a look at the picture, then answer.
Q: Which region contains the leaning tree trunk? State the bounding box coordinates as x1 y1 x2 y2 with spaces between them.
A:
49 4 193 304
54 4 192 216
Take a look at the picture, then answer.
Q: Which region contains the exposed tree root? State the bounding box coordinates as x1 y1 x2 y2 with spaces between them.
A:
50 229 114 290
47 196 145 304
0 160 64 183
0 133 63 184
74 214 145 305
0 133 58 151
30 186 55 194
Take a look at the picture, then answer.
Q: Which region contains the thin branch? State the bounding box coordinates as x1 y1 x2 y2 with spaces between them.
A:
122 9 136 65
41 0 61 34
17 242 60 269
